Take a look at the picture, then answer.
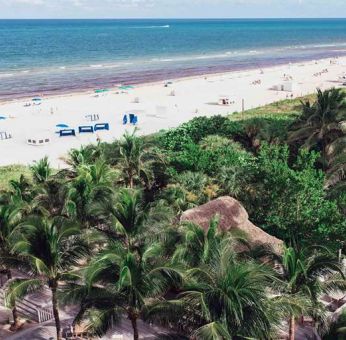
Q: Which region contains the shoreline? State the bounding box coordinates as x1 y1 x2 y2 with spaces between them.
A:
1 52 346 104
0 55 345 168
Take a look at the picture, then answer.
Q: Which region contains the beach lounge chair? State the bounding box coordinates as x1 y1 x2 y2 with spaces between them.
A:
94 123 109 131
59 129 76 137
123 114 128 125
78 126 94 134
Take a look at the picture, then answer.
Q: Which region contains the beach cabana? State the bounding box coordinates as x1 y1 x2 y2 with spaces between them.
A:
218 95 235 106
27 130 50 145
218 95 230 105
273 81 296 92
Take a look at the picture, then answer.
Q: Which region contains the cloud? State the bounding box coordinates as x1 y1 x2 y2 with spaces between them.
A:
0 0 344 18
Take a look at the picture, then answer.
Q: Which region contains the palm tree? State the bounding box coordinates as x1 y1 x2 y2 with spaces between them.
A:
149 243 283 339
90 188 173 255
288 88 346 174
66 144 102 169
65 160 115 226
0 202 25 329
8 174 33 203
6 216 89 340
30 156 53 185
116 130 163 189
172 216 223 267
276 246 346 340
66 242 180 340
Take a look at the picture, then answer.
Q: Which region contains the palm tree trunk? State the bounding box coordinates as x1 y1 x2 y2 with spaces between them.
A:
130 315 139 340
50 281 61 340
129 175 134 189
6 270 19 329
289 315 295 340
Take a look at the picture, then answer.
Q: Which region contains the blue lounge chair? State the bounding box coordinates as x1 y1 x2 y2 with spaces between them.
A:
79 126 94 134
94 123 109 131
123 114 128 125
59 129 76 137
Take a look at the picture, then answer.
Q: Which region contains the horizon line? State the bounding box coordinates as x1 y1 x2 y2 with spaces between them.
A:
1 17 346 20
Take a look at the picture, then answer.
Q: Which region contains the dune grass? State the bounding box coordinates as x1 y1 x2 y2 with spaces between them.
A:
231 93 317 121
0 165 31 191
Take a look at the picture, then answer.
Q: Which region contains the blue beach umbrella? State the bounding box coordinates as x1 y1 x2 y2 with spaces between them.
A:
32 97 42 102
56 123 69 128
0 116 6 120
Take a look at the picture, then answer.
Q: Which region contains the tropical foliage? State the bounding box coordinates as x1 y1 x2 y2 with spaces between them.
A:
0 88 345 339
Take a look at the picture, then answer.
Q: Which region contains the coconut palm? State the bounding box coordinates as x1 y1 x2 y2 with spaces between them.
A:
0 202 26 329
66 242 180 340
8 174 33 202
288 88 346 175
65 160 115 226
276 246 346 340
89 188 173 255
172 216 223 268
6 216 89 340
116 130 163 189
149 243 284 339
30 156 53 185
66 144 102 169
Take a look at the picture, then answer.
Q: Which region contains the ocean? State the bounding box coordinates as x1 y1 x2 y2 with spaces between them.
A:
1 18 346 99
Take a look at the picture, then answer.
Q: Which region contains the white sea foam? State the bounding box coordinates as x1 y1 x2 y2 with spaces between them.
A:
131 25 170 29
0 73 14 78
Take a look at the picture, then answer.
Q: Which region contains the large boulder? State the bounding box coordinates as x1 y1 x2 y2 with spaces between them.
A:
180 196 283 253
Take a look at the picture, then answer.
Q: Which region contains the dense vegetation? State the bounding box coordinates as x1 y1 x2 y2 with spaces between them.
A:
0 88 345 339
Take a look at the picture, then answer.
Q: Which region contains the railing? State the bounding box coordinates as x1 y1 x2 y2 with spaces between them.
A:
0 281 54 323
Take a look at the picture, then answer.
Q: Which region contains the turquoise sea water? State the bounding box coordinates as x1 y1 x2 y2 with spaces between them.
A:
1 19 346 99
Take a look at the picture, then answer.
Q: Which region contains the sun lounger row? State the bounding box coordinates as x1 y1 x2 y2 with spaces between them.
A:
59 123 109 137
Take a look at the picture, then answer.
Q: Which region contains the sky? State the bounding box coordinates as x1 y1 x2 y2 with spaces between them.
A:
0 0 345 19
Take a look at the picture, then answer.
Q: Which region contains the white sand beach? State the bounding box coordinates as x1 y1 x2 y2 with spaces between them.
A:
0 56 345 168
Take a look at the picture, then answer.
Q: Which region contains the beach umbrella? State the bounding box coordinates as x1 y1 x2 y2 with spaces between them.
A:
0 116 6 120
32 97 42 102
119 85 134 90
95 89 110 93
56 123 69 128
